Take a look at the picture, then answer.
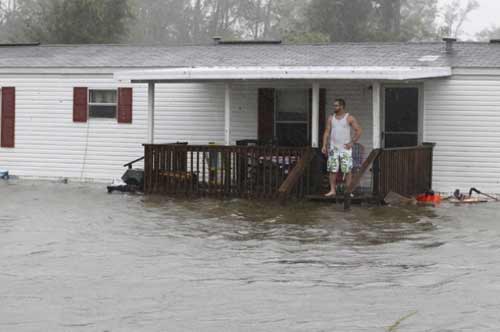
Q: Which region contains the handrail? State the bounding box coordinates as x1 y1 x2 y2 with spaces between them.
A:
143 144 310 150
278 148 314 201
123 156 144 169
343 148 381 210
346 148 381 194
378 144 434 152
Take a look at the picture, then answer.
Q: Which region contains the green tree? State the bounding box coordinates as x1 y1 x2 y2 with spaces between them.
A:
304 0 374 42
399 0 440 41
0 0 24 42
127 0 188 45
128 0 241 45
15 0 132 44
282 31 329 44
301 0 441 42
128 0 292 45
439 0 479 38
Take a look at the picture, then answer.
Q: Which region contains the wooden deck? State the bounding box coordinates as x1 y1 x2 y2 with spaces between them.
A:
143 144 318 198
142 143 435 202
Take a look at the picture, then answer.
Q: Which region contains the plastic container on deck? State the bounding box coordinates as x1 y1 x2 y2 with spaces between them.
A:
416 192 441 203
0 169 9 180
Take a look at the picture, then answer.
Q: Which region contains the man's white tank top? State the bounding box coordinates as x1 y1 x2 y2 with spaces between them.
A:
330 113 351 151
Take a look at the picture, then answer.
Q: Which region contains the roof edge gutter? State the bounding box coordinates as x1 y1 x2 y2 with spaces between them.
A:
115 66 452 82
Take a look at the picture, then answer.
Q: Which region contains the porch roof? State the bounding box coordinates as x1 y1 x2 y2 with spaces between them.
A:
114 65 452 82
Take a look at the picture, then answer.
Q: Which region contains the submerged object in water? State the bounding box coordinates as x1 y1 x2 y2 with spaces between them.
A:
449 197 488 204
0 169 9 180
452 188 498 203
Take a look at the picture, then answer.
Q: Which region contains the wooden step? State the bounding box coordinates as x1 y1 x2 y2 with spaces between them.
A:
305 193 377 204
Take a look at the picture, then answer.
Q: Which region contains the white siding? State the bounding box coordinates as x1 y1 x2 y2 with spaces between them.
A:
0 76 373 183
154 83 226 145
0 76 148 181
424 71 500 194
154 80 373 149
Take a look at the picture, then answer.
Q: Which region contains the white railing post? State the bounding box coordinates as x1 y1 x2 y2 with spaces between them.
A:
148 82 155 144
311 82 320 148
224 82 231 145
372 81 381 149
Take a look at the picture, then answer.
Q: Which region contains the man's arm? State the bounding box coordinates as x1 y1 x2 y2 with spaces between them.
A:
322 115 332 154
346 115 362 149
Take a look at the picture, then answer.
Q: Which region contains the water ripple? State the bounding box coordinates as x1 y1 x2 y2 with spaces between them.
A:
1 180 500 331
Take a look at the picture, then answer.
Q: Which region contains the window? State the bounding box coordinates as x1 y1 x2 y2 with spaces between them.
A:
275 89 310 146
384 87 419 148
89 89 117 118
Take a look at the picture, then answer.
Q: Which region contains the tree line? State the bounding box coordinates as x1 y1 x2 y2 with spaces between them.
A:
0 0 497 45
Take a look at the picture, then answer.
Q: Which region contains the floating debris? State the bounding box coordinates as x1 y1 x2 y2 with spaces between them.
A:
0 169 9 180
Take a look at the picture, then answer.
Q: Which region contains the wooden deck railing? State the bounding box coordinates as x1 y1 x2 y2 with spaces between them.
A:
373 143 435 197
143 143 435 201
143 144 315 199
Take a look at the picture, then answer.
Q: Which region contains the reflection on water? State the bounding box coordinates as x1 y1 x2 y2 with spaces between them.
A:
1 180 500 331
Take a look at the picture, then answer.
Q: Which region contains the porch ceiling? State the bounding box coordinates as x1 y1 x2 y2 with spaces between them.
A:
114 66 452 83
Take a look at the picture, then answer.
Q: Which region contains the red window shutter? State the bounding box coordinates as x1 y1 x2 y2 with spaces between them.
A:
73 87 88 122
1 87 15 148
258 88 275 142
117 87 133 123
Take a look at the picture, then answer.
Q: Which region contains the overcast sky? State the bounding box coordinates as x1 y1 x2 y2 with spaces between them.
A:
440 0 500 39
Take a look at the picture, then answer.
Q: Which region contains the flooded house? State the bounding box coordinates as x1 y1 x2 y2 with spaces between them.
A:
1 39 500 198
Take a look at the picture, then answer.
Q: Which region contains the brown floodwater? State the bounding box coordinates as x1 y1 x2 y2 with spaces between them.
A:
1 180 500 331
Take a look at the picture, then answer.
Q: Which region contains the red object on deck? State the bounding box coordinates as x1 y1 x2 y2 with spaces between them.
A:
416 193 442 203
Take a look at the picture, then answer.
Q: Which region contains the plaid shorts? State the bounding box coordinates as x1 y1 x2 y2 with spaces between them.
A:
327 147 353 173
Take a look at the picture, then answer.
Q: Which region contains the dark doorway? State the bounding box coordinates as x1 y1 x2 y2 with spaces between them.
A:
384 87 419 148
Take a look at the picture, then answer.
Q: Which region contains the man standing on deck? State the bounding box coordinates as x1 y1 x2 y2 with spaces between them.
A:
321 99 362 197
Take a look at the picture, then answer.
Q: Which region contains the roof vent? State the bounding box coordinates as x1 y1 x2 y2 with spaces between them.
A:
212 36 222 45
216 40 282 45
442 37 457 53
490 39 500 44
0 42 40 47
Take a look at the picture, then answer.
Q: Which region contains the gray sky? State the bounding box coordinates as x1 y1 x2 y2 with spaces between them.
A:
440 0 500 39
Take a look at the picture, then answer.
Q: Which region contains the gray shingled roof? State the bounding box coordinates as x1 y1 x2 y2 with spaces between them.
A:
0 42 499 68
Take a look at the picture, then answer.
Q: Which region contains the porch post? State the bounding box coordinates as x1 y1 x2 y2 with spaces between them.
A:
147 82 155 144
311 81 320 147
372 81 381 149
224 82 231 145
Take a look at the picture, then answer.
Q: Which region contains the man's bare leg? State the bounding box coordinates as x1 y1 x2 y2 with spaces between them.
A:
325 172 337 196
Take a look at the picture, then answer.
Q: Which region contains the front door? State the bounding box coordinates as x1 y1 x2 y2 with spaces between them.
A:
383 87 420 148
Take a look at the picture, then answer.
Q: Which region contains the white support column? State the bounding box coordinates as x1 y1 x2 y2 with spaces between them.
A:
311 81 320 148
224 82 231 145
372 81 381 149
147 82 155 144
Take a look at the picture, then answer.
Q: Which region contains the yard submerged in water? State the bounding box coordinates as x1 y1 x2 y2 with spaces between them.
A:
1 180 500 331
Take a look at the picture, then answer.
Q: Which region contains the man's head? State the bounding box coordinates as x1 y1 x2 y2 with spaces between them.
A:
333 98 346 114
